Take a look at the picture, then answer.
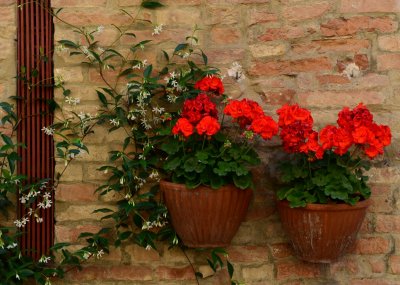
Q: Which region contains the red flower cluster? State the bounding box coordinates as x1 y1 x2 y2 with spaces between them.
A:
224 99 278 140
172 93 220 137
277 103 392 159
194 76 224 95
276 104 318 156
320 103 391 158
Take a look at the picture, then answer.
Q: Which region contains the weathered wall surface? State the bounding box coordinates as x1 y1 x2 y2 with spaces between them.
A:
0 0 16 111
53 0 400 284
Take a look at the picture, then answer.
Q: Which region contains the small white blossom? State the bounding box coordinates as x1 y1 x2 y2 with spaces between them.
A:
7 242 17 249
65 96 80 105
96 25 104 34
149 170 159 180
45 278 52 285
97 46 105 53
96 249 104 259
15 273 20 280
145 245 152 251
166 94 177 103
109 118 120 127
152 24 164 36
41 126 55 136
152 106 165 115
39 255 51 264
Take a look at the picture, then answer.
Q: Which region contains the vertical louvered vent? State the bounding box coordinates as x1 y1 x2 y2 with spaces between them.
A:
17 0 54 260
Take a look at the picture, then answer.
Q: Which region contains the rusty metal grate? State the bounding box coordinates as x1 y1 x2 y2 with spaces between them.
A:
17 0 54 260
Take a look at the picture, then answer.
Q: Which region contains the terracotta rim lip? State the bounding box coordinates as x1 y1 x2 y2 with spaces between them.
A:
160 180 252 192
276 198 371 211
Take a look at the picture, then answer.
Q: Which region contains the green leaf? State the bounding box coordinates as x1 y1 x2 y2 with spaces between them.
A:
97 90 108 107
163 156 182 171
174 43 189 53
143 64 153 78
233 174 252 189
161 140 180 155
141 1 164 9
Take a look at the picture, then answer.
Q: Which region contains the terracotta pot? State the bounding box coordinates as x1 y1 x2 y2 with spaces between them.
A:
277 199 370 263
160 180 252 248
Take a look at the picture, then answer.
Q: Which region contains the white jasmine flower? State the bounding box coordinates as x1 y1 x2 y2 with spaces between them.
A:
152 24 164 36
96 25 104 34
39 255 51 263
166 94 177 103
45 278 52 285
15 273 20 280
145 245 152 251
109 118 120 127
96 249 104 259
42 126 55 136
65 96 80 105
7 242 17 249
170 71 177 78
152 106 165 114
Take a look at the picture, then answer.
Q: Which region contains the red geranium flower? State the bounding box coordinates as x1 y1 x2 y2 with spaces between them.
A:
250 115 279 140
172 118 194 137
196 116 221 136
224 99 265 128
194 76 224 95
181 93 218 124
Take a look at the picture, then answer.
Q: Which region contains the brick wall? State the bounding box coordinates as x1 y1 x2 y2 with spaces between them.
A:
52 0 400 284
0 0 16 105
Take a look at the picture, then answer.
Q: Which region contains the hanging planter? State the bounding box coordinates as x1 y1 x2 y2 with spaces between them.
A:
160 180 252 248
277 199 370 263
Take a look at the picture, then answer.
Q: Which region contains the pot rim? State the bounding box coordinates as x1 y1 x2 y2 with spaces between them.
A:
276 198 371 211
159 180 252 192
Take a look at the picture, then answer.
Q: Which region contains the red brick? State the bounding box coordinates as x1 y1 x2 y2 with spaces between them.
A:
376 215 400 233
248 8 278 26
354 54 369 70
54 8 133 26
283 2 331 22
206 6 240 26
317 74 351 85
390 255 400 274
354 236 391 254
0 7 15 26
210 27 241 45
321 16 398 37
207 49 245 65
297 90 385 108
292 39 370 54
367 256 386 273
107 265 152 281
330 257 359 275
350 279 394 285
126 244 161 262
227 246 269 263
157 266 196 280
55 224 102 242
370 184 392 196
258 27 307 42
249 57 332 76
378 54 400 71
56 183 98 202
259 89 296 106
379 35 400 52
269 243 293 259
277 261 322 280
341 0 400 13
52 0 107 7
369 196 394 213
